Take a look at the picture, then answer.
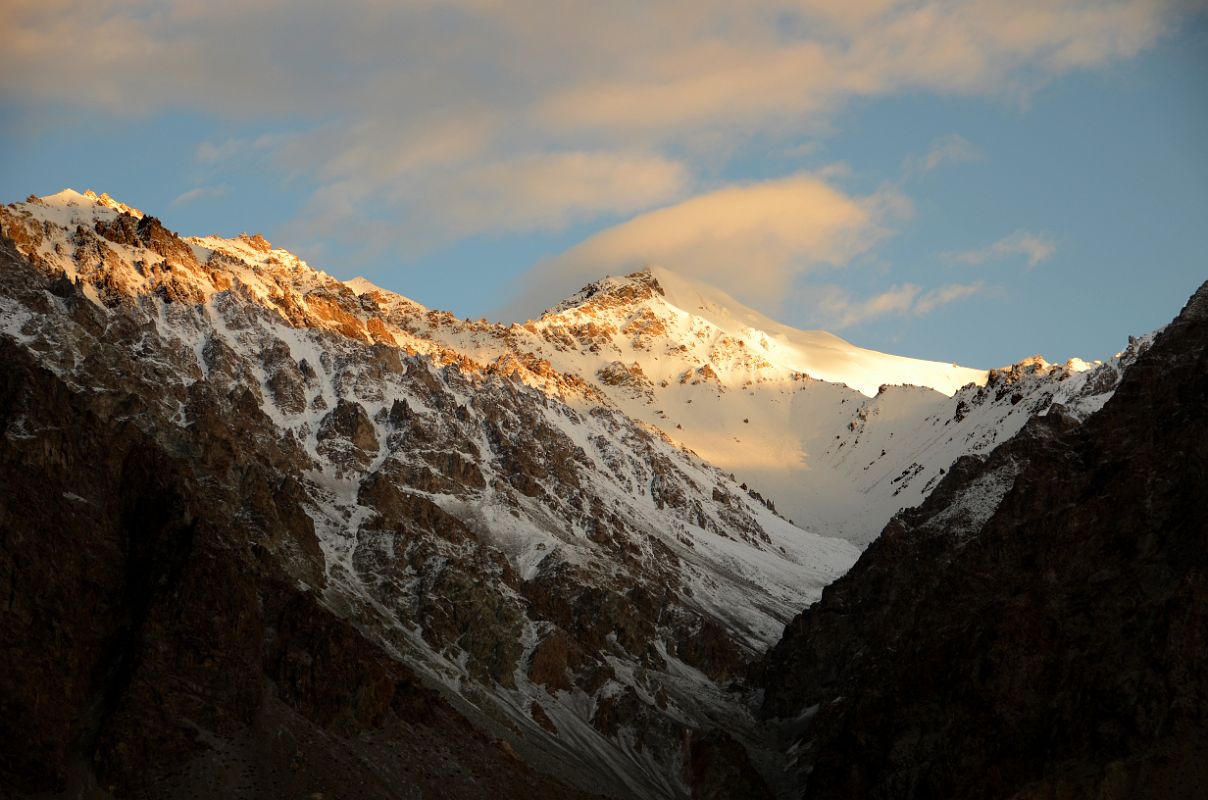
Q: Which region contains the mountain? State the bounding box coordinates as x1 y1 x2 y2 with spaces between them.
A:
754 280 1208 798
376 263 1133 545
0 189 1159 798
0 189 854 798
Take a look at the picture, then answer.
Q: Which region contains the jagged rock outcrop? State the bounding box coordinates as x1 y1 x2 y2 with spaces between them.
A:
754 281 1208 799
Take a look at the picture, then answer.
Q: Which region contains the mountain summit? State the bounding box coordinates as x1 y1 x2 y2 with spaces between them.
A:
484 264 1134 544
553 264 987 397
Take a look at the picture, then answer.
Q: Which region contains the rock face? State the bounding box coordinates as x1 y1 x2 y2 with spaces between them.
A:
0 190 859 799
754 281 1208 799
0 338 591 800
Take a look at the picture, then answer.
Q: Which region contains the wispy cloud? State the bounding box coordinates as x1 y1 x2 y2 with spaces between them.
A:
416 151 691 235
276 148 692 263
903 134 982 176
913 282 986 315
780 141 823 160
170 185 226 208
811 281 986 329
196 139 246 165
944 230 1057 268
195 135 283 165
497 173 908 320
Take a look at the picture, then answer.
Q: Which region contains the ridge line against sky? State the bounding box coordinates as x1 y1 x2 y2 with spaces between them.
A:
1 0 1206 367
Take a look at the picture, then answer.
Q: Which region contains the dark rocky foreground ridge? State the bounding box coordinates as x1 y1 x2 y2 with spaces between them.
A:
755 279 1208 798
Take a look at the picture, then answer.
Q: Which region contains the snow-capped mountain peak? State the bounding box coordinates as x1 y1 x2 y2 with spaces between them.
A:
546 265 988 397
438 263 1133 545
0 188 1138 549
22 187 145 225
0 188 1155 798
0 190 865 796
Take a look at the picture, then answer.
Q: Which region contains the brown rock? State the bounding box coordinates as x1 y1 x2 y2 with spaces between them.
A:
527 630 576 693
317 399 379 469
682 729 772 800
530 702 558 735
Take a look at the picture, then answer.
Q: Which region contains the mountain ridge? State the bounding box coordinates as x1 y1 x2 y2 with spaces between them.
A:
6 187 1141 546
753 277 1208 798
0 188 859 798
0 188 1161 797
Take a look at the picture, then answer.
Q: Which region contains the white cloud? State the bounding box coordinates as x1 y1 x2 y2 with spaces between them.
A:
428 151 691 235
781 141 824 160
497 173 907 320
913 281 986 315
196 139 245 164
811 281 986 328
195 134 282 165
817 284 921 328
903 133 982 175
534 1 1181 140
944 230 1057 268
169 185 226 207
274 148 691 262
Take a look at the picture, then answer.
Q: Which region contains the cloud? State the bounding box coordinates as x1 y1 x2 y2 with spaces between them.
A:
913 281 986 315
534 1 1181 140
196 139 246 165
944 230 1057 268
195 134 282 165
170 185 227 207
496 173 906 320
427 151 690 235
811 281 986 328
274 148 691 263
781 141 823 160
0 0 1186 247
903 134 982 175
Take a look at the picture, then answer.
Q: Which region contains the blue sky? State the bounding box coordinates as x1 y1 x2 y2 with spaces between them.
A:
2 1 1205 368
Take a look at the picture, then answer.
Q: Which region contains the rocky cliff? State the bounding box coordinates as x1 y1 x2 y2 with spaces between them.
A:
755 281 1208 798
0 334 595 800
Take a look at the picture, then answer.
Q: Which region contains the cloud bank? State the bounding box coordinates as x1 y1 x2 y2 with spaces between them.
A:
0 0 1184 323
1 0 1183 247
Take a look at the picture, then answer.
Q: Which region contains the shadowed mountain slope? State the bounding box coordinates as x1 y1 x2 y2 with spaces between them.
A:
755 280 1208 799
